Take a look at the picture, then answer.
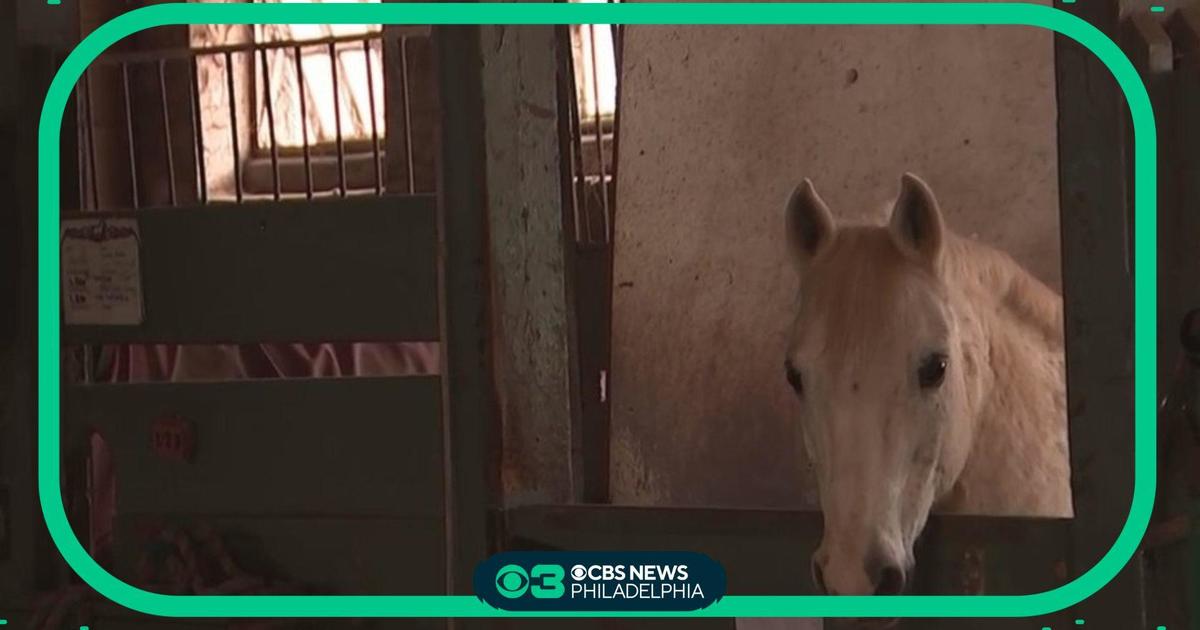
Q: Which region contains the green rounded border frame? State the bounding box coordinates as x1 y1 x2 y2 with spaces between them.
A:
37 2 1156 619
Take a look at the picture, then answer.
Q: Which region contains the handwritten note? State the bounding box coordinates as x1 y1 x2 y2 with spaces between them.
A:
61 218 144 326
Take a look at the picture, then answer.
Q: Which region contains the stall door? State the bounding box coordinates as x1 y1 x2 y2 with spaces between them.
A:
61 195 447 628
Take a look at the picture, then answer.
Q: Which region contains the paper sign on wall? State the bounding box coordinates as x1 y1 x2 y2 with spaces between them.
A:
61 218 145 326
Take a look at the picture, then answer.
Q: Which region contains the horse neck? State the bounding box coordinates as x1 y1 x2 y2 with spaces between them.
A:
941 234 1063 351
936 234 1072 517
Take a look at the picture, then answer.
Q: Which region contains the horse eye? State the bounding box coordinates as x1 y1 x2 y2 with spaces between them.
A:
785 362 804 395
918 353 948 389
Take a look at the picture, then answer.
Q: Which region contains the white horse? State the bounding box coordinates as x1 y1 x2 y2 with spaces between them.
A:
782 173 1071 598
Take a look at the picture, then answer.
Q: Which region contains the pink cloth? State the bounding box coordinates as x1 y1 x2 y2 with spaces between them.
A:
94 342 440 382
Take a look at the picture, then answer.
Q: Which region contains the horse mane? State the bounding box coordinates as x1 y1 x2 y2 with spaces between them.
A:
937 231 1072 519
941 233 1064 349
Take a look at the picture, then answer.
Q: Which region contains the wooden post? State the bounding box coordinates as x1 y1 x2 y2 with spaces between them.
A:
1160 8 1200 629
6 0 83 603
434 24 503 610
1121 12 1179 398
0 0 24 607
1164 8 1200 385
1055 0 1147 626
435 18 578 626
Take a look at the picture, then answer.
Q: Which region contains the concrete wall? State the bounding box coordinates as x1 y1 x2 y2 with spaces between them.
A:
609 21 1061 509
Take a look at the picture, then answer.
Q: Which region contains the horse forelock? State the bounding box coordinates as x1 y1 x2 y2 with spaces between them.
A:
797 227 945 367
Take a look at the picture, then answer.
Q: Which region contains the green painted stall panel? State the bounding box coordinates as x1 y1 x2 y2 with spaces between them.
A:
61 195 439 345
64 377 444 518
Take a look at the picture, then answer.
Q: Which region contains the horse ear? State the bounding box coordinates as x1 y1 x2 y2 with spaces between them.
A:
786 179 836 268
888 172 944 266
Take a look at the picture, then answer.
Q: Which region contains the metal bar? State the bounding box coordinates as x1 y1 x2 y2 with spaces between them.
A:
330 41 347 197
89 32 390 66
608 21 623 246
363 38 383 195
83 70 100 210
568 28 591 244
399 36 416 194
120 62 140 210
73 92 86 212
554 23 600 502
587 24 610 240
81 345 93 384
597 18 622 503
564 28 588 244
259 47 282 201
157 59 178 206
293 45 314 200
188 56 208 204
224 50 243 203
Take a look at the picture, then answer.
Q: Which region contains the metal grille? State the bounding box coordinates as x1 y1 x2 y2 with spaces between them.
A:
557 16 623 502
74 29 430 211
564 19 622 248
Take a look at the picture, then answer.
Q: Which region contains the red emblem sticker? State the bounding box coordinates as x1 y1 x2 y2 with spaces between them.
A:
151 415 196 462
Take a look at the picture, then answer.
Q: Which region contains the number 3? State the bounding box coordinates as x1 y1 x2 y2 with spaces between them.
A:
530 564 564 599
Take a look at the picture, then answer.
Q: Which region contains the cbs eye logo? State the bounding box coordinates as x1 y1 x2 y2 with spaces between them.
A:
494 564 565 599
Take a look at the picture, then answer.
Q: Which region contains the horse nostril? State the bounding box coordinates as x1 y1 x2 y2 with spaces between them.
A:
874 565 906 596
811 557 829 594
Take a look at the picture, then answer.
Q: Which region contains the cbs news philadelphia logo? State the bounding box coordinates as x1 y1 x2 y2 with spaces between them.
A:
475 551 726 611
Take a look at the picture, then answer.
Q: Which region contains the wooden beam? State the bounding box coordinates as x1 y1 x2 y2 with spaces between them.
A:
0 0 84 602
503 505 1074 629
1143 9 1200 630
0 1 24 603
1054 0 1147 626
1122 12 1182 400
433 24 503 609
